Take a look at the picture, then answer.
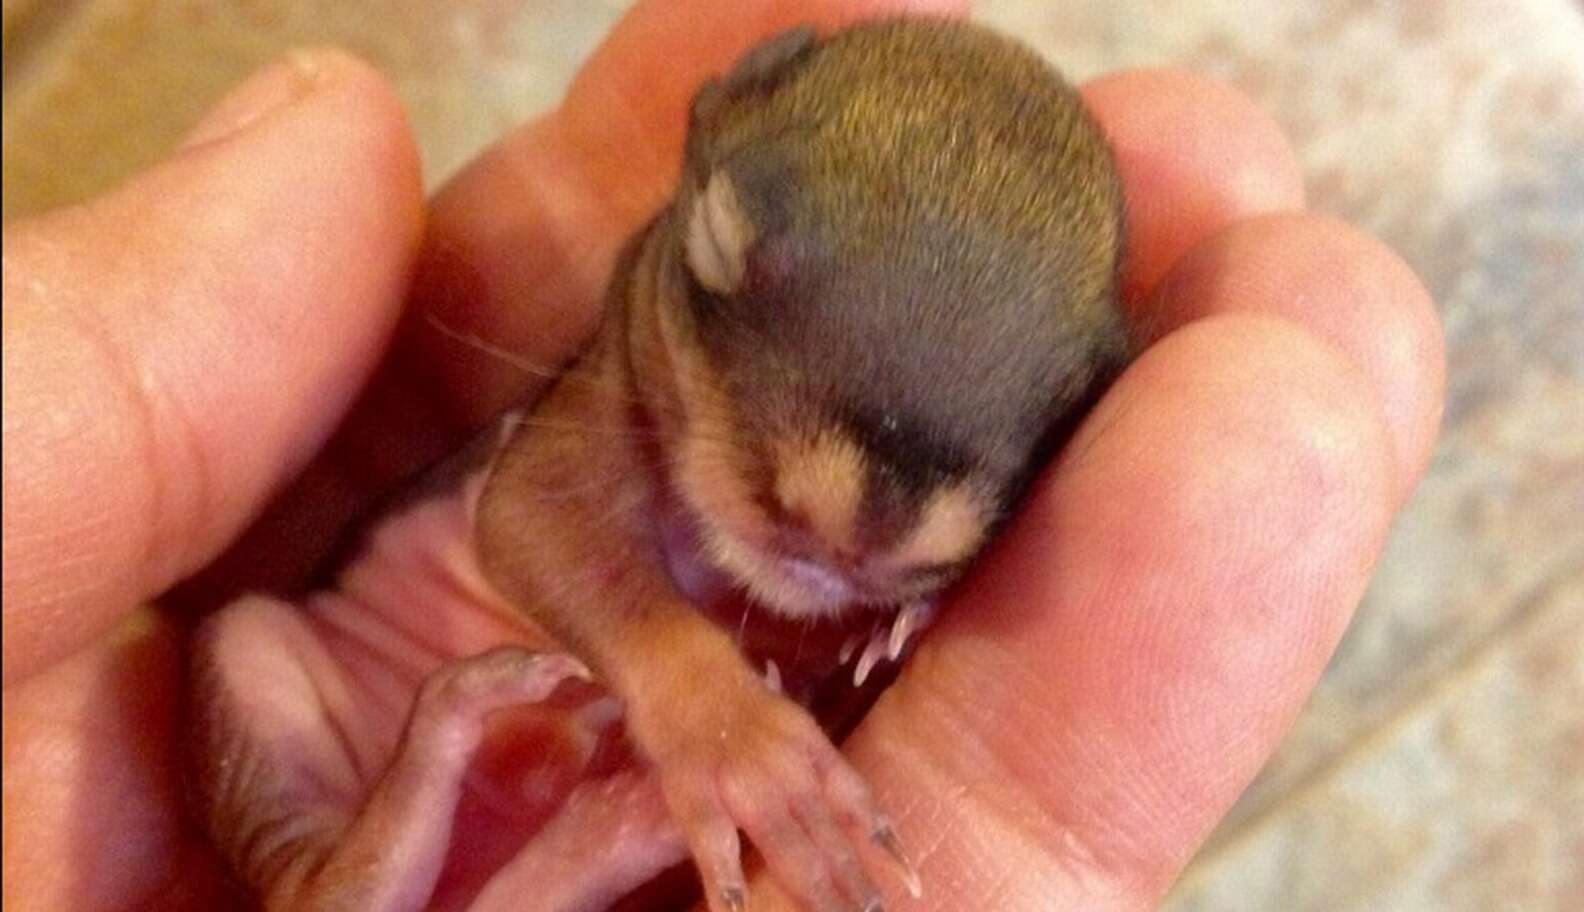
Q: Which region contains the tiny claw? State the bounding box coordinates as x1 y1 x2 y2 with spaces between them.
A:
561 656 594 682
853 634 887 687
887 601 935 660
763 658 783 694
720 884 747 912
873 821 924 899
886 620 908 661
839 633 863 664
886 608 914 660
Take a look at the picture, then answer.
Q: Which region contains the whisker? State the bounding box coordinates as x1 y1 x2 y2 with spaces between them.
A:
424 310 665 412
498 414 667 441
736 599 753 648
496 415 748 457
424 310 566 381
423 308 751 454
510 472 647 502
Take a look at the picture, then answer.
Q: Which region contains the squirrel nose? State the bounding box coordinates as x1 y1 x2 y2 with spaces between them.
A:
767 470 921 572
771 505 870 572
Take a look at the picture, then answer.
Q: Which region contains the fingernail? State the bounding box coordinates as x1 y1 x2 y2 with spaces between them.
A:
179 49 333 150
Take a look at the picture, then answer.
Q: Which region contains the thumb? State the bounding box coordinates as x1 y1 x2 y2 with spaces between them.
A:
1 49 423 685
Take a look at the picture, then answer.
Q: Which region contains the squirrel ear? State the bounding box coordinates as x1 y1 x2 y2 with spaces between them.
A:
691 26 817 127
685 170 756 296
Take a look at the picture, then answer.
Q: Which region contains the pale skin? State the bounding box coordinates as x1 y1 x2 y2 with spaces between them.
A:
0 0 1445 910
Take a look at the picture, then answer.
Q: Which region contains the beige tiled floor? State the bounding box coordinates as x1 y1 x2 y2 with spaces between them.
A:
5 1 1582 909
2 0 628 216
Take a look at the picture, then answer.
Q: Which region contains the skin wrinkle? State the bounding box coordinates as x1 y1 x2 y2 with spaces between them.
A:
91 132 355 594
903 632 1167 895
24 282 163 619
201 610 351 805
129 320 217 609
872 654 1138 903
867 696 1144 910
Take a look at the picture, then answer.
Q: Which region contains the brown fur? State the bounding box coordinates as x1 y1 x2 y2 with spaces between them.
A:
472 24 1128 909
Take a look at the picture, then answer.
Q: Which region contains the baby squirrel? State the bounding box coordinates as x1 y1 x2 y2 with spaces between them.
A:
189 18 1127 912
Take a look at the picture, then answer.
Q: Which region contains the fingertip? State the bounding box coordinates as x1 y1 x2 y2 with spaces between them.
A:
1148 213 1445 502
208 46 428 276
1081 68 1306 305
169 47 424 249
300 47 427 242
1083 314 1399 551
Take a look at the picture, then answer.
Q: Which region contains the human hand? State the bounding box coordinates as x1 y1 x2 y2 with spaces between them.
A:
2 42 424 910
0 0 1444 909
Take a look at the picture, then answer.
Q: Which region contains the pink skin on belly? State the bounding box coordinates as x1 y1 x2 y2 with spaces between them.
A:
205 462 687 910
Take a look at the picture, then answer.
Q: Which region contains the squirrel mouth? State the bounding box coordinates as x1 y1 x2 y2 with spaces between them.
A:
776 556 859 606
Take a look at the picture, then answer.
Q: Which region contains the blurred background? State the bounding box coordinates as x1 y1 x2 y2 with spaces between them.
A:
4 1 1580 908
